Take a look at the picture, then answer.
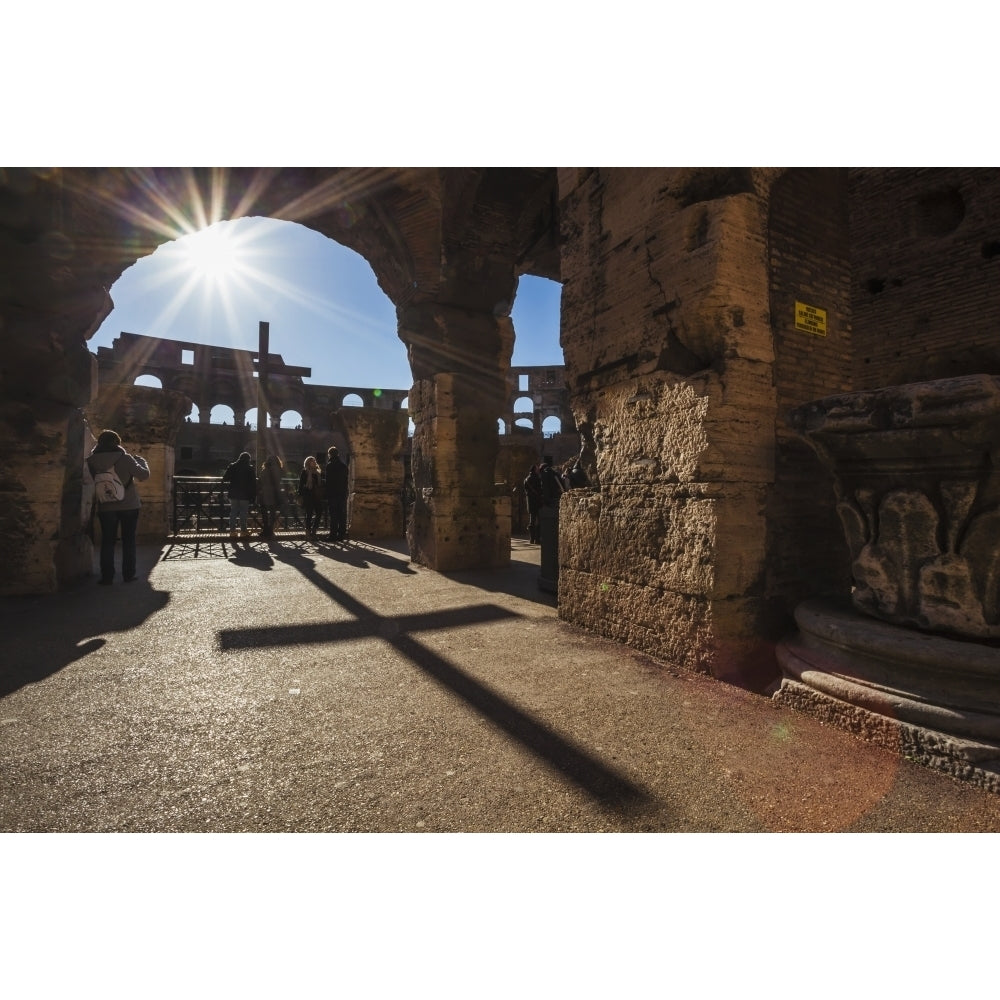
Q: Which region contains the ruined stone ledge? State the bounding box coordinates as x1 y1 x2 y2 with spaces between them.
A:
774 678 1000 795
560 481 767 599
558 567 712 675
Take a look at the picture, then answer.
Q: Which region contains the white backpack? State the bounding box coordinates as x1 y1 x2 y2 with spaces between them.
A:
90 462 126 503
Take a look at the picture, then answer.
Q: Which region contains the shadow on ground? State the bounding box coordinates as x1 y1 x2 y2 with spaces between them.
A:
223 540 646 812
0 577 170 698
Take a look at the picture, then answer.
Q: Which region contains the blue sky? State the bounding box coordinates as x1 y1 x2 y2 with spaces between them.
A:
89 216 563 393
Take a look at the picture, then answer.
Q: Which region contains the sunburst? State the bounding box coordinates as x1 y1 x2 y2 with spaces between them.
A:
174 223 246 284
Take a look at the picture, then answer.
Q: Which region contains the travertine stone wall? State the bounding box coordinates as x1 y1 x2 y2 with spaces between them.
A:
337 407 409 539
1 172 109 595
2 414 77 597
557 168 780 689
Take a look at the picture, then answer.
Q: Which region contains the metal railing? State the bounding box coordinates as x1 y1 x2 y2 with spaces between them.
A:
170 476 321 536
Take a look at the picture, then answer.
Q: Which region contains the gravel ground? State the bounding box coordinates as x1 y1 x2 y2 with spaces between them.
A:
3 536 1000 833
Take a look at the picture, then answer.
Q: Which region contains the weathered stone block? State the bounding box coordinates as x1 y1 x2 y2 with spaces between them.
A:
339 406 408 539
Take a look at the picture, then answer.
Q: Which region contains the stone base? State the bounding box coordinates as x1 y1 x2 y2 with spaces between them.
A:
775 599 1000 793
774 679 1000 794
407 496 511 572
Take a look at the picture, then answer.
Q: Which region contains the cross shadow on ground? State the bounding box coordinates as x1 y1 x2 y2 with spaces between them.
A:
229 543 651 812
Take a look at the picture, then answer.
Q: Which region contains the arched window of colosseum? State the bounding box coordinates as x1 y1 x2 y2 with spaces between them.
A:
514 395 535 416
187 403 200 423
210 404 236 425
244 407 259 430
542 415 562 437
279 410 304 429
135 373 162 388
498 418 507 435
88 216 409 403
343 393 364 407
514 418 533 431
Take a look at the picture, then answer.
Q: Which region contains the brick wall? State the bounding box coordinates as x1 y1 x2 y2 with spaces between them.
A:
849 168 1000 389
766 168 853 617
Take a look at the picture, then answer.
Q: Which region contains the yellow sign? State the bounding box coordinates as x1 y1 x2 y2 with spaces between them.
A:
795 301 827 337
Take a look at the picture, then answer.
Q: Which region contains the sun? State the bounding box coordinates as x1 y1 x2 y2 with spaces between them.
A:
176 222 246 284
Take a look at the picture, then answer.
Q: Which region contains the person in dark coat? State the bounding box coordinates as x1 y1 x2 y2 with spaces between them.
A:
258 454 284 539
539 454 565 508
221 451 257 540
88 428 151 584
325 446 349 541
523 464 543 544
298 455 324 539
313 450 329 534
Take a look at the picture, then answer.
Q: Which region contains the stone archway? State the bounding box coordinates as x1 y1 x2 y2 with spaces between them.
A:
0 167 560 593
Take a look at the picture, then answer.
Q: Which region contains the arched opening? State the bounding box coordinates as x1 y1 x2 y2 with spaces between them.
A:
541 415 562 436
513 395 535 416
135 373 162 388
498 418 507 435
3 166 571 594
210 404 236 425
89 217 409 407
87 215 415 481
342 393 364 407
399 395 415 437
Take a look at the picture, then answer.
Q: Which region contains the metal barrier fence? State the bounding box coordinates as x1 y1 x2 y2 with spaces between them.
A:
170 476 323 536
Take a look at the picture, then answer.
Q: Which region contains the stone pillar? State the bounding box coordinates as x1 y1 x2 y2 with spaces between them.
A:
337 406 409 539
400 302 513 571
0 170 111 595
556 168 780 689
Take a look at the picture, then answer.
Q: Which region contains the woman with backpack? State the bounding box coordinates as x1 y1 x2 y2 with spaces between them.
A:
88 429 151 584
